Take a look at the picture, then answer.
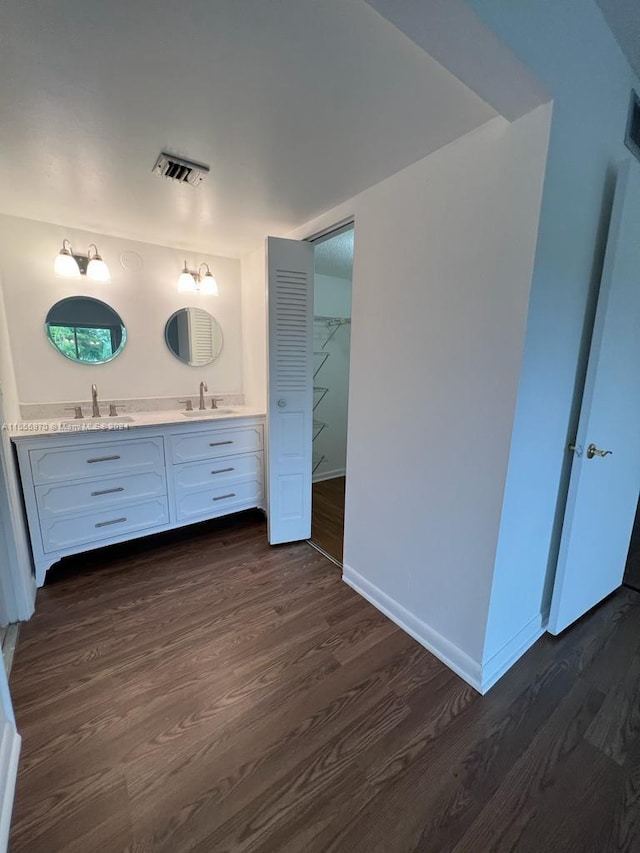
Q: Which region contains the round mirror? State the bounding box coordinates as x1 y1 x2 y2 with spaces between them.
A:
45 297 127 364
164 308 224 366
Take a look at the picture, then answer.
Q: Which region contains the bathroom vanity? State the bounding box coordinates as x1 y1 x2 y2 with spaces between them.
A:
12 410 265 586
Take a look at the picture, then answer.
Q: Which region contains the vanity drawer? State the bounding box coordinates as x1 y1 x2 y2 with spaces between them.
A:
40 498 169 553
170 425 263 464
29 437 165 485
175 479 263 522
35 471 167 519
173 452 263 494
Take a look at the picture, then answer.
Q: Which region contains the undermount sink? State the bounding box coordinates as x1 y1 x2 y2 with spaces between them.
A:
181 408 237 418
59 415 135 427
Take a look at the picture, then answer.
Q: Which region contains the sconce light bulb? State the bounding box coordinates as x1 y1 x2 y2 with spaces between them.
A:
200 271 218 296
54 243 81 279
178 262 197 293
85 244 111 283
87 258 111 283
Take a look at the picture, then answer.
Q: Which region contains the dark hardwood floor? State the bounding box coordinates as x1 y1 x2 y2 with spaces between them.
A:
311 475 345 563
9 509 640 852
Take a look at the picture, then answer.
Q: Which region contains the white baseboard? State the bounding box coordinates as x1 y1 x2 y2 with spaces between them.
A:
342 564 483 692
342 565 549 696
480 612 548 693
0 723 20 853
313 467 346 484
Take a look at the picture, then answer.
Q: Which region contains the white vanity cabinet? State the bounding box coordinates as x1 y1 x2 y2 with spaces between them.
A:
168 422 264 523
13 415 265 585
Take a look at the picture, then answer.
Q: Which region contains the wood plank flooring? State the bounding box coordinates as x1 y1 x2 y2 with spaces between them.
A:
311 476 345 563
8 508 640 852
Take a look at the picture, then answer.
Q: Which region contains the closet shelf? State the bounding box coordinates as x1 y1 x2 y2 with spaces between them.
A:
313 351 330 378
314 315 351 324
312 316 351 473
313 420 328 441
313 454 326 474
314 315 351 349
313 386 329 411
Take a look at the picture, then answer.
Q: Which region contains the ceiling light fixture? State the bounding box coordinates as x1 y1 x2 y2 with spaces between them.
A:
54 240 111 282
177 261 218 295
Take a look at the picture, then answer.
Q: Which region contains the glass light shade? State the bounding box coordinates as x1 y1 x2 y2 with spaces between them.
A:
199 272 218 295
54 251 81 279
178 270 197 293
86 257 111 283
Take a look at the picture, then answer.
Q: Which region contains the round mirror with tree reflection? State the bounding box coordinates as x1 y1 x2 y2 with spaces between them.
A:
45 297 127 364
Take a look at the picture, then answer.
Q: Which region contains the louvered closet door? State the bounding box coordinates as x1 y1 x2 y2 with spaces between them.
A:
267 237 314 544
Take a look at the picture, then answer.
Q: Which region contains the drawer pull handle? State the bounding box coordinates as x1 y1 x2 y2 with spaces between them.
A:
209 440 234 447
91 487 125 497
211 467 235 475
87 455 121 464
95 517 127 528
213 493 236 501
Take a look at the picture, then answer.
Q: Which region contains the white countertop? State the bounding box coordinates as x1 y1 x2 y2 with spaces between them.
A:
8 406 266 440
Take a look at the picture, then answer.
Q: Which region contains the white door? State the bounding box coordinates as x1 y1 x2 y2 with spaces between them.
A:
0 663 20 852
548 158 640 634
266 237 315 544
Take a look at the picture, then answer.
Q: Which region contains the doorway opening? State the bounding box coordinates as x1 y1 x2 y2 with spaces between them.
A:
308 224 353 564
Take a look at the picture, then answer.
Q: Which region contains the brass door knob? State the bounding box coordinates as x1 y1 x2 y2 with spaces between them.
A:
586 443 613 459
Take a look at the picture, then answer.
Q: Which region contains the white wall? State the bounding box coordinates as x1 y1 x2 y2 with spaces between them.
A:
249 106 551 686
0 215 243 407
342 109 549 680
464 0 640 680
0 267 35 624
314 274 352 318
313 274 351 481
364 0 549 121
0 656 20 853
240 247 267 411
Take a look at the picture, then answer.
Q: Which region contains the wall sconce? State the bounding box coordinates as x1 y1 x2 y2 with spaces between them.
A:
177 261 218 295
54 240 111 283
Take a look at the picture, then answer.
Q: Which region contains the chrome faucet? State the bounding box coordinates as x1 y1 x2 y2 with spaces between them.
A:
199 381 208 411
91 384 101 418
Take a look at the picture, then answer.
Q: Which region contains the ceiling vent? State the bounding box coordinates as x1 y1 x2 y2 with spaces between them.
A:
625 90 640 163
152 152 210 188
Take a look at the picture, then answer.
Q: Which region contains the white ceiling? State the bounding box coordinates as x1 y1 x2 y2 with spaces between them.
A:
315 229 354 280
0 0 496 259
596 0 640 78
